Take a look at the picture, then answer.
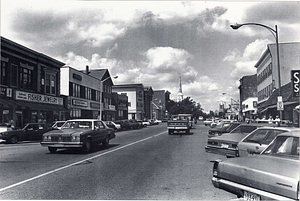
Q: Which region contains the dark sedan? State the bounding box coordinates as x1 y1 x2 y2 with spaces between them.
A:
212 130 299 201
0 123 54 144
40 119 115 153
208 122 241 138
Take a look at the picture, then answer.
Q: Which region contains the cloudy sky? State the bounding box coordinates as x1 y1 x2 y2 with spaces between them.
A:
1 0 300 112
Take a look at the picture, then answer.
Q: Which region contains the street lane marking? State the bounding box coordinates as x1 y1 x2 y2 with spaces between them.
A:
0 131 167 192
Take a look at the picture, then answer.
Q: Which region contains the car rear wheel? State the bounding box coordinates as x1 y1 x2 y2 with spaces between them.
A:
102 137 109 146
48 147 57 153
83 139 92 153
186 129 190 134
9 136 18 144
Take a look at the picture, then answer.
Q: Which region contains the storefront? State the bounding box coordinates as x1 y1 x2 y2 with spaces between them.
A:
3 90 67 128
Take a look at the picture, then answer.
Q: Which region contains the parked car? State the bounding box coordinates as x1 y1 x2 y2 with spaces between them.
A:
154 119 162 124
204 119 213 126
208 122 241 138
149 119 159 125
41 119 116 153
237 127 298 157
128 119 141 129
0 123 54 144
114 120 130 130
51 121 66 130
205 124 265 158
0 123 15 133
212 130 300 201
105 121 121 131
142 120 150 126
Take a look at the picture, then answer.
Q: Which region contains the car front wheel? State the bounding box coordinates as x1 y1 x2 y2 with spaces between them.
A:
83 139 92 153
48 147 57 153
9 136 18 144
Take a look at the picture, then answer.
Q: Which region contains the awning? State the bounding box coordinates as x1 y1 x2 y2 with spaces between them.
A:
259 101 299 113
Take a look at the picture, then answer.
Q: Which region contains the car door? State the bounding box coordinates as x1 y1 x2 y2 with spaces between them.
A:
36 124 50 140
94 121 107 143
240 129 270 155
25 124 39 141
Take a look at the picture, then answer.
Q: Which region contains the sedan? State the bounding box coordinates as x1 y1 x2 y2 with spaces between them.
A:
41 119 116 153
238 127 298 157
205 124 263 158
212 130 299 201
0 123 54 144
204 119 213 126
105 121 121 131
208 122 241 138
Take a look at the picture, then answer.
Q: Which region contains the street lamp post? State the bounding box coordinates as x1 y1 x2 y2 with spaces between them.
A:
99 75 118 121
230 23 282 119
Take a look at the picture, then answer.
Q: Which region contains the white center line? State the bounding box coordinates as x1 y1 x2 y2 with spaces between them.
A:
0 131 167 192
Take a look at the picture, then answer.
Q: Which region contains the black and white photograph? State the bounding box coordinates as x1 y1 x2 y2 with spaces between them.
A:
1 0 300 200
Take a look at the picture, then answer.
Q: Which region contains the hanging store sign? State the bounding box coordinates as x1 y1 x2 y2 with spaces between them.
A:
291 70 300 97
277 96 284 111
15 90 63 105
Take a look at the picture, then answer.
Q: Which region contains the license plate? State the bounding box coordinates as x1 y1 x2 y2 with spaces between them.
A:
221 143 229 148
244 191 260 201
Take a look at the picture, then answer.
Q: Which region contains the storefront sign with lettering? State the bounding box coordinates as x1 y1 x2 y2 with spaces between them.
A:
15 90 63 105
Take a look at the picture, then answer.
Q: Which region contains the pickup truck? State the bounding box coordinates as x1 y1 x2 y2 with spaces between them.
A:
167 114 191 135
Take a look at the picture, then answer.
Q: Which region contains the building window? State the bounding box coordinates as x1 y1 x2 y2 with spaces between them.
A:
1 61 8 86
20 67 33 90
86 87 91 100
72 83 81 98
11 64 18 87
45 74 56 94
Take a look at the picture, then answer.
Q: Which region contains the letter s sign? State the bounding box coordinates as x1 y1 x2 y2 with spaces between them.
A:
291 70 300 97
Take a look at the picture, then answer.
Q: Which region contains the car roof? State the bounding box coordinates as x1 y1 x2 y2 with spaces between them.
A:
66 119 99 121
276 129 300 137
255 126 293 131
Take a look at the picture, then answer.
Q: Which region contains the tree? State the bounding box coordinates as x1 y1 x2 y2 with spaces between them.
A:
169 97 205 119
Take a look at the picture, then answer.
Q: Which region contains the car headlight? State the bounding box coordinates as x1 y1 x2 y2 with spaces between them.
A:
43 136 51 141
71 136 80 142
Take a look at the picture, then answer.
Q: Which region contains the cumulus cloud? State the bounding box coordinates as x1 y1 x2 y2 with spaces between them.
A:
225 39 271 82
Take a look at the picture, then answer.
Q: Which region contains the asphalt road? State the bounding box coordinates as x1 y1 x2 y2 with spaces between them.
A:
0 122 236 200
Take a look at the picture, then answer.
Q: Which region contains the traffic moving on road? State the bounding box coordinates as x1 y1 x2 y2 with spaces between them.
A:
0 120 299 200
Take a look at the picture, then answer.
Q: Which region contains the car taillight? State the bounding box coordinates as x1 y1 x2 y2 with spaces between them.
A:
297 182 299 200
213 160 222 177
236 145 239 157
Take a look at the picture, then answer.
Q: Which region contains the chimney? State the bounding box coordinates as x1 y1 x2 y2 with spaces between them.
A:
86 65 90 75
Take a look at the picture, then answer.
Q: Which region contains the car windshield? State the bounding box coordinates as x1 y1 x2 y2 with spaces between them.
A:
262 136 299 158
230 125 256 134
62 121 92 129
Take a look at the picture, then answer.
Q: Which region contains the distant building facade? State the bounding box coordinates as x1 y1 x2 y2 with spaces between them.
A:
152 90 171 119
238 74 257 120
60 66 117 120
144 86 154 120
112 84 145 120
112 92 128 120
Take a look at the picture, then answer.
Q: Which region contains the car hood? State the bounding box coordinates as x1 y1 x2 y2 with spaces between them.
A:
218 155 299 199
209 133 247 143
44 128 88 136
210 127 226 132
